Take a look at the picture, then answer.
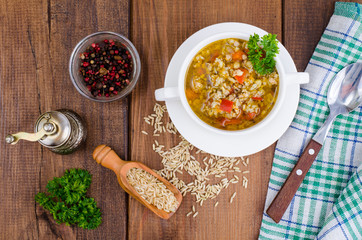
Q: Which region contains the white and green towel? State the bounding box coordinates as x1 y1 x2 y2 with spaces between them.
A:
259 2 362 239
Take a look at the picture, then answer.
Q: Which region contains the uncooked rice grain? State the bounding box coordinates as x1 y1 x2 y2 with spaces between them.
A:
230 192 236 203
127 168 179 213
143 103 250 212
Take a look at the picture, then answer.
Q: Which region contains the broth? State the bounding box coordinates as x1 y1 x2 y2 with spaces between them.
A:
185 38 279 130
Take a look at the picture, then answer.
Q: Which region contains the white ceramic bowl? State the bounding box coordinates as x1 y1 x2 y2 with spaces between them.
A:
155 23 309 156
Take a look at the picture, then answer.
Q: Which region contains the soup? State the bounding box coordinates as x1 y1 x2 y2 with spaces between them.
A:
185 38 279 130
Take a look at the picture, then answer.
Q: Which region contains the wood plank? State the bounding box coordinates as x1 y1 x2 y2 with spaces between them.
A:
0 0 130 239
129 0 281 239
284 0 361 71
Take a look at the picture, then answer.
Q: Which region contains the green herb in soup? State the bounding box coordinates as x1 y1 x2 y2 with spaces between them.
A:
185 38 279 130
248 33 280 75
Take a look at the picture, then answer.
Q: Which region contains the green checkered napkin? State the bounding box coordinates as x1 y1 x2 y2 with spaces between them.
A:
259 2 362 240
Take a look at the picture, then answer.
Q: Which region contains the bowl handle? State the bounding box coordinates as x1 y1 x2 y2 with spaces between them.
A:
285 72 310 85
155 87 179 101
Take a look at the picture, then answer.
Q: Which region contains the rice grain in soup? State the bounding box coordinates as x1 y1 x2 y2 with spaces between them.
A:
185 38 279 130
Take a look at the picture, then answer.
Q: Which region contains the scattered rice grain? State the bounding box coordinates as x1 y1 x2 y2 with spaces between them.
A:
142 103 251 216
230 192 236 203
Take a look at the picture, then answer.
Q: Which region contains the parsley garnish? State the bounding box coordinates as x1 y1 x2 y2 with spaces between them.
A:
35 169 102 229
247 33 279 75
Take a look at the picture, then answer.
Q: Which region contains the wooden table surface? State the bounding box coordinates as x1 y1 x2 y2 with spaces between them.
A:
0 0 357 239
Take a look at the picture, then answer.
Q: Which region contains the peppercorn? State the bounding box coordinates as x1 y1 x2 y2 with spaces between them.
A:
79 39 133 98
96 82 103 89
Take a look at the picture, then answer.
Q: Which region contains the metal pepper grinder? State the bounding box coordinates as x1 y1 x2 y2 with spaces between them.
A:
5 109 86 154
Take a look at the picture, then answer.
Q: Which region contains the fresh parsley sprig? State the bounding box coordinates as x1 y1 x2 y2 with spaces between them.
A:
35 169 102 230
247 33 279 75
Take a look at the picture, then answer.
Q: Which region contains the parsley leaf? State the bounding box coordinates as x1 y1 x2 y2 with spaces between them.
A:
35 169 102 229
247 33 279 75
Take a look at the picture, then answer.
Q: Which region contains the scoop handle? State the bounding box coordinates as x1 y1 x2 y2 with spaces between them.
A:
93 145 127 173
266 139 322 223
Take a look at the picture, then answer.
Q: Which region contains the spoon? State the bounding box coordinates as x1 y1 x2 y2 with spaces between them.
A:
93 145 183 219
267 62 362 223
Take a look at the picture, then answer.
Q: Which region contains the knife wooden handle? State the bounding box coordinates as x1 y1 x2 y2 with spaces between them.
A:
266 139 322 223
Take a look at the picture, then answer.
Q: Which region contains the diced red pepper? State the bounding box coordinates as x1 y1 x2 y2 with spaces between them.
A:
234 75 245 84
220 99 233 113
219 117 242 127
252 96 263 101
247 112 256 120
234 68 249 84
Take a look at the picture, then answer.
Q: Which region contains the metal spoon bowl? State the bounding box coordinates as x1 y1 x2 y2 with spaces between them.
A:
267 62 362 223
314 62 362 143
329 63 362 110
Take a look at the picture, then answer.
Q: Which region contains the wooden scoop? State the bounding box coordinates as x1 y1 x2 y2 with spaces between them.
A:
93 144 182 219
